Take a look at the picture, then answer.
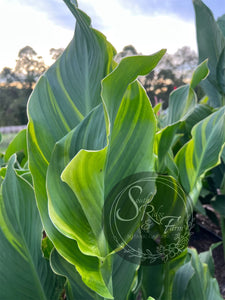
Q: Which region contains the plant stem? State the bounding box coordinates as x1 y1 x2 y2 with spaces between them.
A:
163 262 172 300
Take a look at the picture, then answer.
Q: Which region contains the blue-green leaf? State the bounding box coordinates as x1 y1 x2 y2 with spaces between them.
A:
175 106 225 203
0 156 65 299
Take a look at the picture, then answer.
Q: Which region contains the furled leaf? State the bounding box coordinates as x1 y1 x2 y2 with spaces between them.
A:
61 51 165 254
27 2 116 297
175 106 225 204
28 0 165 296
0 156 65 300
47 105 107 258
46 105 114 298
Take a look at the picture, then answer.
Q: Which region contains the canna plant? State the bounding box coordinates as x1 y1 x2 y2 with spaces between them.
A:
0 0 225 299
193 0 225 260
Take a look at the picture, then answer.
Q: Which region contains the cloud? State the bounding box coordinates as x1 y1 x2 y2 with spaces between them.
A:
113 0 222 22
115 0 195 21
11 0 75 29
75 0 197 54
0 0 74 70
1 0 222 72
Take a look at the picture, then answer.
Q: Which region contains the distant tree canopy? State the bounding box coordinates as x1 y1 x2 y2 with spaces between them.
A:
49 48 64 60
1 67 19 85
144 47 198 108
14 46 47 89
0 44 199 126
116 45 198 108
0 46 59 126
115 45 139 62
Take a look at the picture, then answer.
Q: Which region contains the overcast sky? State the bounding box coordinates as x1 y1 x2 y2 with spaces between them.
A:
0 0 223 71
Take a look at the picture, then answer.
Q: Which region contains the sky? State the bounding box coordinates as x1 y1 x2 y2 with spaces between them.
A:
0 0 223 71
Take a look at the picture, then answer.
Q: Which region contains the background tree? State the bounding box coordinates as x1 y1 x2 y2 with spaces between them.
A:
15 46 46 89
0 46 47 126
115 45 139 62
0 67 18 86
115 45 198 108
49 48 64 60
142 46 198 107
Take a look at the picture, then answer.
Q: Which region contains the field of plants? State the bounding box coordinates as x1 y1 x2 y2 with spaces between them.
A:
0 0 225 299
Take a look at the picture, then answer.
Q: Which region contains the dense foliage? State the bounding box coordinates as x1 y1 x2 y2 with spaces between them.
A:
0 0 225 299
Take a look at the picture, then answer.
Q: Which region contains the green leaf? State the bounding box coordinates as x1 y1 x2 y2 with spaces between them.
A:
193 0 225 107
173 248 223 300
27 2 116 297
171 260 195 300
184 104 213 133
222 147 225 163
51 249 101 300
111 253 140 300
28 0 165 297
153 102 162 116
46 105 114 298
175 106 225 202
217 47 225 94
61 51 165 253
102 51 165 191
212 195 225 218
166 60 209 125
47 105 107 258
141 251 187 300
166 85 196 125
48 51 164 294
199 242 221 277
0 156 65 300
51 249 140 300
4 129 27 167
0 153 4 169
190 59 209 89
154 122 180 175
217 14 225 37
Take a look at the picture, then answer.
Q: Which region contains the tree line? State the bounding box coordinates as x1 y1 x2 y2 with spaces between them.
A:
0 45 198 126
0 46 63 126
